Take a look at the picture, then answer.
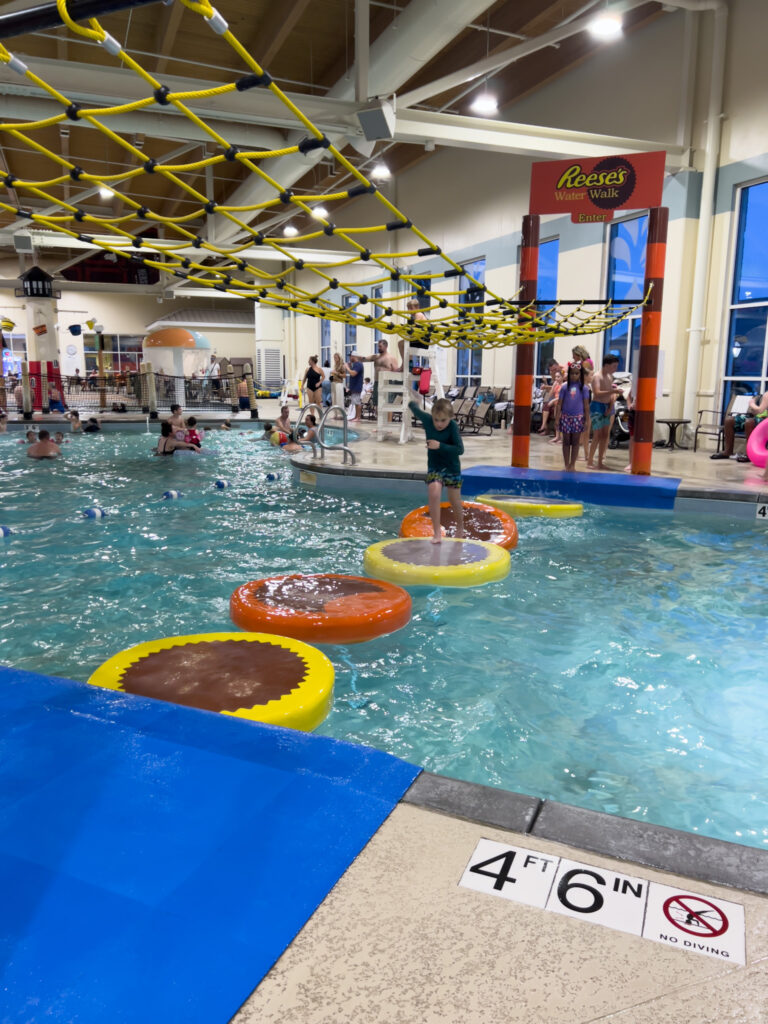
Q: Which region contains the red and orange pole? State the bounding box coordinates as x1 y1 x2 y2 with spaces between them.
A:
631 206 668 475
512 214 539 467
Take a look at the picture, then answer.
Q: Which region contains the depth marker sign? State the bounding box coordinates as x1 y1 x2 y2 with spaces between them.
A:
459 841 746 966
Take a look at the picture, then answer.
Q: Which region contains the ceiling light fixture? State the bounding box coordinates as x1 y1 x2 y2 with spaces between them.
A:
283 224 299 237
588 8 624 40
470 92 498 116
99 186 114 199
311 205 329 219
370 162 391 181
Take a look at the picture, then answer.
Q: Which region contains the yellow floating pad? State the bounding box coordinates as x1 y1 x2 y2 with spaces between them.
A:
364 537 510 588
87 631 334 732
477 493 583 519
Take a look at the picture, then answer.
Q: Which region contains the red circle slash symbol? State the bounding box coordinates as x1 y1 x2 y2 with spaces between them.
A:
663 895 729 938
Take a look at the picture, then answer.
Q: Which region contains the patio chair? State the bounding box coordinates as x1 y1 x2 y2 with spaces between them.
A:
457 390 496 436
693 393 747 453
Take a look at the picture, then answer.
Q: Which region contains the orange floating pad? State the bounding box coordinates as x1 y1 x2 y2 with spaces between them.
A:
399 501 518 550
230 573 412 645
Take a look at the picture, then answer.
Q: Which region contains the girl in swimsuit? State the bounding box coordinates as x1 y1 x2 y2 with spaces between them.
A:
557 362 591 473
302 356 323 408
155 421 200 456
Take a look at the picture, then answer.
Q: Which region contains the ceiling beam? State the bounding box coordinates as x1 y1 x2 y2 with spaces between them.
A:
247 0 313 70
153 0 185 76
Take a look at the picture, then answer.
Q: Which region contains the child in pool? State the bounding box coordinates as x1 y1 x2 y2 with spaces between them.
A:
408 397 464 543
18 429 37 445
64 409 82 433
184 416 204 447
556 361 591 472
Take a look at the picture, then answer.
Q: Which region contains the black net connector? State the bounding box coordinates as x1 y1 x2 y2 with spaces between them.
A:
365 316 373 323
204 200 217 214
416 285 427 296
236 259 247 271
181 258 191 269
347 183 377 198
3 174 16 187
222 275 232 286
439 299 448 308
298 135 330 154
251 231 264 245
293 259 304 270
358 295 368 305
69 166 83 181
360 249 371 261
259 289 268 298
132 236 144 248
153 85 170 105
249 295 259 303
417 246 440 257
329 278 339 289
173 270 188 280
214 282 227 292
236 71 272 91
276 278 285 289
443 268 461 278
137 206 149 219
224 145 239 162
386 219 411 231
279 189 293 204
143 158 157 173
65 102 81 121
390 270 401 281
291 301 299 309
486 297 501 306
385 322 395 331
77 233 93 244
384 307 393 316
18 208 33 218
192 236 204 247
323 223 335 236
73 208 85 222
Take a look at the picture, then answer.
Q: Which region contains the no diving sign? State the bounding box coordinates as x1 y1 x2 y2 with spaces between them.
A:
459 840 746 966
644 882 745 964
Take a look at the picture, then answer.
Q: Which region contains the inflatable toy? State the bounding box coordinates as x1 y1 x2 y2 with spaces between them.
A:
230 574 412 644
87 632 333 731
162 490 182 500
270 431 288 447
364 537 510 588
82 507 106 519
399 500 518 550
0 525 12 537
746 418 768 468
214 479 231 489
477 493 583 519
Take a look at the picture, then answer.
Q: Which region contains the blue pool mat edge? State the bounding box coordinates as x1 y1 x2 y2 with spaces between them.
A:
0 666 421 1024
462 465 681 510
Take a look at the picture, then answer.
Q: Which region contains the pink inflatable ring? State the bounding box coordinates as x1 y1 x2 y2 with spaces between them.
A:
746 417 768 468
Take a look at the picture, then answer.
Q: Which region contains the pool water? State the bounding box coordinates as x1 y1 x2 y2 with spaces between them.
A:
1 429 767 850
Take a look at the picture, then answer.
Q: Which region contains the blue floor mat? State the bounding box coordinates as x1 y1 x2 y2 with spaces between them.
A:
0 667 420 1024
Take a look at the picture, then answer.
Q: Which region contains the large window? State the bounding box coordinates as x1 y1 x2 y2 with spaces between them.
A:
343 294 357 362
535 238 559 381
456 258 485 388
372 286 383 346
724 180 768 410
83 334 143 373
2 333 28 375
605 215 647 375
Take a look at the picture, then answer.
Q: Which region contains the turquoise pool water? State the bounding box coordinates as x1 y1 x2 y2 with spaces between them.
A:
1 429 766 850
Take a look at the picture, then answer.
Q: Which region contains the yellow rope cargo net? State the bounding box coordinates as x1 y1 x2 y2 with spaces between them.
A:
0 0 646 349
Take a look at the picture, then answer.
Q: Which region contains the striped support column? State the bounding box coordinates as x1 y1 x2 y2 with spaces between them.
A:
631 207 668 476
512 214 540 467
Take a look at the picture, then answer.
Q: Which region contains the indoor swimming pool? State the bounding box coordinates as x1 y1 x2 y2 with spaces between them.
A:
1 428 766 850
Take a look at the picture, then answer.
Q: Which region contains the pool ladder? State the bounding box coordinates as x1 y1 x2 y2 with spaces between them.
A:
293 402 356 465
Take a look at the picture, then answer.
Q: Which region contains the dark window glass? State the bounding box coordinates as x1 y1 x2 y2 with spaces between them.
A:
343 295 356 362
724 306 767 379
456 259 485 387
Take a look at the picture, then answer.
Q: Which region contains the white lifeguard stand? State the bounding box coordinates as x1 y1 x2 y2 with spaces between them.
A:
376 342 445 444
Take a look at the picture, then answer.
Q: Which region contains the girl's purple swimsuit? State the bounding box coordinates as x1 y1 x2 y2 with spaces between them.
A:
559 382 589 435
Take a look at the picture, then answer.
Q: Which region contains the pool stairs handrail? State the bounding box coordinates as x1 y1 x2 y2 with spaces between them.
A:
293 402 356 465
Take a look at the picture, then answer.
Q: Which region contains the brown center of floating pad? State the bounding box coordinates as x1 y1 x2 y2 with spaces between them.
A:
418 505 500 541
384 539 488 566
252 576 385 612
120 640 308 712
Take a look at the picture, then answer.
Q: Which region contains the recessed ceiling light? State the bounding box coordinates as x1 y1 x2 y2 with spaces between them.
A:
470 93 498 116
370 162 391 181
311 205 328 219
283 225 299 237
99 186 114 199
588 11 623 39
